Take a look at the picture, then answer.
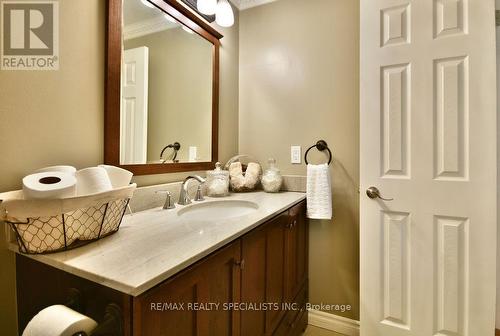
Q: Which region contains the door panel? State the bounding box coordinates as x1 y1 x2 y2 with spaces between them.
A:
121 46 148 164
380 63 410 178
434 215 467 335
381 211 410 330
360 0 496 335
433 56 468 180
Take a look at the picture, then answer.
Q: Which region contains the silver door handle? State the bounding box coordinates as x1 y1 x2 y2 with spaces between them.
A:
366 187 393 201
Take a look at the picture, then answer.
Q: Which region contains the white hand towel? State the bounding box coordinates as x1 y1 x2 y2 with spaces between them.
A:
306 163 332 220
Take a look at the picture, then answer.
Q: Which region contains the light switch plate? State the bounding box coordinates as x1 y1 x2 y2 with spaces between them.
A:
291 146 301 164
189 146 197 162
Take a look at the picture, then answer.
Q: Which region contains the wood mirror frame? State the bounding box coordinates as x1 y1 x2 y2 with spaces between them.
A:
105 0 223 175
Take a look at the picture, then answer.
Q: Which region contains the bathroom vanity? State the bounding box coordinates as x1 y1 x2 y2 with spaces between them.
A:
15 3 310 334
15 192 308 335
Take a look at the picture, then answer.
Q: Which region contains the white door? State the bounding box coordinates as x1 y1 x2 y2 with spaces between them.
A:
121 46 149 164
360 1 497 335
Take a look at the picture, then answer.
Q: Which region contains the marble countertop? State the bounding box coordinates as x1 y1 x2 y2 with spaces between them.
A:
12 191 305 296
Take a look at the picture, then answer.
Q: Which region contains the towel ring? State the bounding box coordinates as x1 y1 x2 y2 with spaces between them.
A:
304 140 332 165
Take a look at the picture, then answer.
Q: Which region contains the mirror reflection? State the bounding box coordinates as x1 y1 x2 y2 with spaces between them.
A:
121 0 213 165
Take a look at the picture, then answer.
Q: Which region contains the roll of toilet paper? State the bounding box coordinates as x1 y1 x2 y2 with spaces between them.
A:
98 164 133 188
75 167 113 196
23 172 77 199
22 305 97 336
36 165 77 175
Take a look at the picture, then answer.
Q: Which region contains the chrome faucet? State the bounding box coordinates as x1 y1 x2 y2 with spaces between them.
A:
178 175 206 205
155 190 176 210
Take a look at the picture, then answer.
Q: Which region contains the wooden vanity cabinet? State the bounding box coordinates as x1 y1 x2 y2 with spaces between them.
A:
134 200 308 336
17 200 308 336
133 241 242 336
240 201 308 336
240 211 288 335
273 201 309 336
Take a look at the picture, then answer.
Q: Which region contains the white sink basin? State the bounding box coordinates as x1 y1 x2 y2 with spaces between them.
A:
177 200 259 222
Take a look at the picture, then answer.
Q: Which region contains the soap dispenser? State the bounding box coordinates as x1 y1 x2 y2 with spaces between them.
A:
261 158 283 193
206 162 230 197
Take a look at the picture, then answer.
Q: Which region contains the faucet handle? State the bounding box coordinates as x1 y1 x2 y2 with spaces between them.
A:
156 190 176 210
194 185 204 202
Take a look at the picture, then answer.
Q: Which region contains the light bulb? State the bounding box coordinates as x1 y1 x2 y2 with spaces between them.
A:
140 0 155 8
197 0 217 15
216 0 234 27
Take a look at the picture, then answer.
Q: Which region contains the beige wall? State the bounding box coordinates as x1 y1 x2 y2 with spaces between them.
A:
0 0 239 332
0 1 105 333
239 0 360 320
125 28 213 163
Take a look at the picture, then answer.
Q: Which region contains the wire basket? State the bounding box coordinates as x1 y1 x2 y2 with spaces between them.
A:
0 184 136 254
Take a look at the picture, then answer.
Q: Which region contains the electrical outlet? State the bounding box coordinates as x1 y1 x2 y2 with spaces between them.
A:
291 146 301 164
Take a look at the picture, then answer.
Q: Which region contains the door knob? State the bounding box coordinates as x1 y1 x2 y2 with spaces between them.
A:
366 187 393 201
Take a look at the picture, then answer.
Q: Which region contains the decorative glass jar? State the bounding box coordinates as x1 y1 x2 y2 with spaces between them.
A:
261 158 283 193
206 162 229 197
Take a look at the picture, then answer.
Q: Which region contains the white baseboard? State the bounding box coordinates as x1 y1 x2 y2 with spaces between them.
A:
308 309 360 336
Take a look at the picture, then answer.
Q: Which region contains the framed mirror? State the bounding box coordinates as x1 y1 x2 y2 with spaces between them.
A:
105 0 222 175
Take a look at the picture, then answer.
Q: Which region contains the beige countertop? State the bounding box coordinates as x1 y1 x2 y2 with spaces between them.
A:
11 191 305 296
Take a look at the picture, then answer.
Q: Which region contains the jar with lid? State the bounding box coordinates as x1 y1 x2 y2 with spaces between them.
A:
261 158 283 193
206 162 230 197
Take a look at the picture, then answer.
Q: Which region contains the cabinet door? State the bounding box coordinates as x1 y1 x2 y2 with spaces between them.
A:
206 241 242 336
134 241 241 336
240 212 288 336
294 202 308 294
265 213 287 334
240 223 267 336
134 264 209 335
284 201 308 301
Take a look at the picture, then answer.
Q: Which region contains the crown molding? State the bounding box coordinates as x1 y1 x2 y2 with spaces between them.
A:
124 17 176 40
230 0 278 11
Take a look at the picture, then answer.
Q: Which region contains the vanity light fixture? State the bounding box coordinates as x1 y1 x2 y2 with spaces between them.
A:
215 0 234 27
197 0 217 15
140 0 155 8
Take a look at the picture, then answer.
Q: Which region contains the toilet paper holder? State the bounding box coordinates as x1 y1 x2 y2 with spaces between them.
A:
69 304 122 336
65 289 123 336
